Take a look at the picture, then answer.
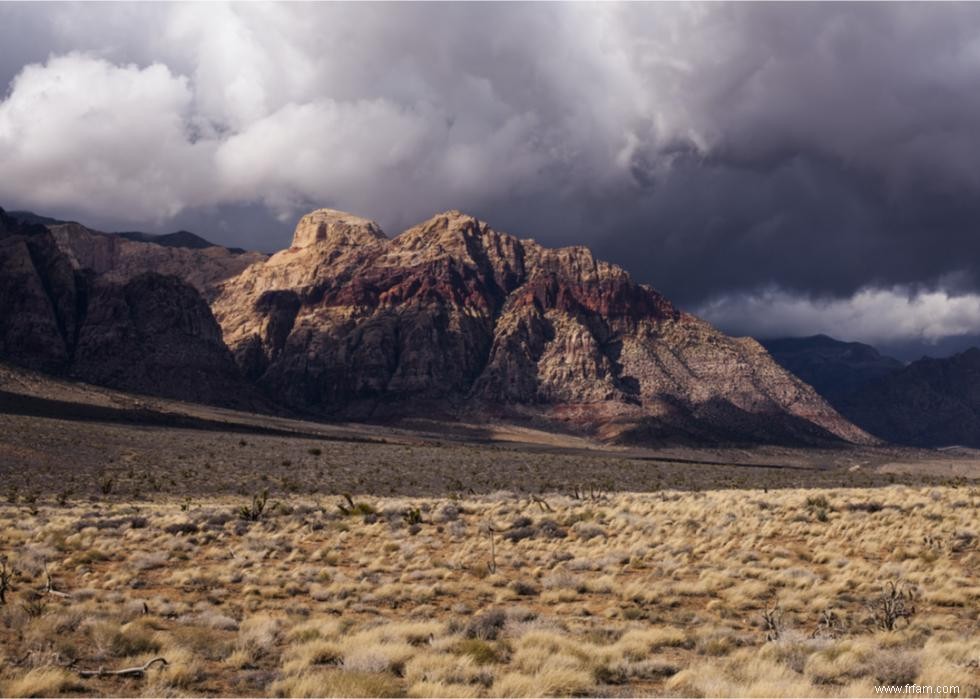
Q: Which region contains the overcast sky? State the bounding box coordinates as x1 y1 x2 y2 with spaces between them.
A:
3 2 980 359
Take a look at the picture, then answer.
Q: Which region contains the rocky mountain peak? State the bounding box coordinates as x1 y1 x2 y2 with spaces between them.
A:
207 206 873 445
393 210 497 254
290 208 387 249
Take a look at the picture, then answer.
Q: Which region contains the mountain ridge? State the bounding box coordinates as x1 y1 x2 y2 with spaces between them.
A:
839 347 980 447
0 207 262 408
211 208 873 445
760 334 905 405
0 204 875 446
9 210 248 255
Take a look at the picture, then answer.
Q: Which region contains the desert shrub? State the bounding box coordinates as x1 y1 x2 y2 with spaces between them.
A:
503 526 535 542
109 625 161 657
452 639 505 665
574 523 606 540
4 668 80 698
465 609 507 641
847 501 884 513
0 556 10 604
164 521 199 535
543 572 585 593
97 475 114 495
805 495 830 510
402 508 423 526
761 604 784 641
433 504 460 522
870 650 920 686
270 669 402 698
21 598 46 619
868 581 917 630
337 494 376 517
204 511 233 527
510 580 540 597
537 519 568 539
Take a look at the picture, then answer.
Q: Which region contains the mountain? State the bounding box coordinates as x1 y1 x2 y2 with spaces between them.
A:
38 220 265 301
760 335 904 405
0 204 878 445
7 210 69 227
839 348 980 447
761 334 980 447
117 229 247 254
211 209 872 445
11 210 246 254
0 207 261 409
8 211 257 284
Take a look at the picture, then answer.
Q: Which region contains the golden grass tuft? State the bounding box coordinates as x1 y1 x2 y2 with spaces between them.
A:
0 485 976 697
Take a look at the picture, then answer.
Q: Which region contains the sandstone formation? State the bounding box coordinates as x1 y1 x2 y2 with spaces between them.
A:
0 209 81 372
0 208 258 408
1 203 882 446
71 273 260 408
213 209 873 445
45 220 265 300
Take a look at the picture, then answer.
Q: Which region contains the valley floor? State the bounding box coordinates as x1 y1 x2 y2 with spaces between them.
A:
2 362 978 500
0 365 978 697
0 488 977 697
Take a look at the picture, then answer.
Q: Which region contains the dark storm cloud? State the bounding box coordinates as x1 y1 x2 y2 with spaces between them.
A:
3 3 980 347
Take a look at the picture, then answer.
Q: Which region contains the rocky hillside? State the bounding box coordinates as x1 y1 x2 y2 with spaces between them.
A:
212 209 872 445
0 208 259 408
760 335 904 406
838 348 980 447
43 221 265 301
0 204 878 445
761 334 980 447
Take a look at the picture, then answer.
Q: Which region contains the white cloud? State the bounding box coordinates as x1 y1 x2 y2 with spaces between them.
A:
0 52 214 221
214 98 439 216
697 286 980 344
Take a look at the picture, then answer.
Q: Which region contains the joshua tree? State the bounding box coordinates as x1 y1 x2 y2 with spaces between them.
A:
238 489 268 521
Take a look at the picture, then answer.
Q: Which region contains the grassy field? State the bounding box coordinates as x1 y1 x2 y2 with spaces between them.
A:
0 485 976 697
1 366 977 697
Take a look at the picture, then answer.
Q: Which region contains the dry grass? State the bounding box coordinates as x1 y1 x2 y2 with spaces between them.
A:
0 484 976 697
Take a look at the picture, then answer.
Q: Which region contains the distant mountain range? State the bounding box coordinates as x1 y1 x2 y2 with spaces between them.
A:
0 205 869 447
759 335 904 405
763 334 980 447
9 210 247 254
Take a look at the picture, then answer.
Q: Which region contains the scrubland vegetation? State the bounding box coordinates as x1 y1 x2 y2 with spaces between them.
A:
0 485 976 697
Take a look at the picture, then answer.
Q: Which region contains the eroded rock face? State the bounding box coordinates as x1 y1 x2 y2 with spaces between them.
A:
72 273 259 408
0 210 82 372
45 221 266 301
214 209 872 444
0 209 257 408
290 209 387 250
1 203 874 445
